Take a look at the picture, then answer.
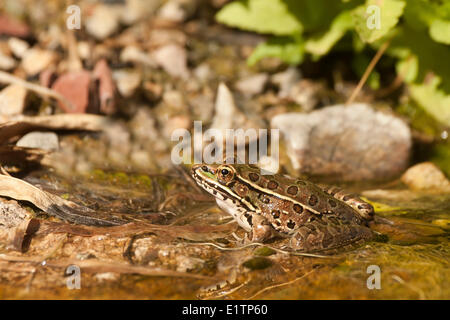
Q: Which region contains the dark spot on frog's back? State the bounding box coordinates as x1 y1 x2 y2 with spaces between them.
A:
293 203 303 213
248 172 259 182
328 199 337 207
286 185 298 195
267 180 278 190
308 194 318 206
271 210 280 219
286 220 296 229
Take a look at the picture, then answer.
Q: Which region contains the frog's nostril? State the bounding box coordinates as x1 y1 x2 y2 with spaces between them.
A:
202 166 209 172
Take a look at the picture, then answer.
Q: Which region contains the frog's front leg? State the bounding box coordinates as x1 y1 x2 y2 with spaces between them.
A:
249 214 275 243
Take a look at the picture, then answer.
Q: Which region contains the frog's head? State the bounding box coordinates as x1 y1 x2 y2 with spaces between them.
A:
191 163 237 190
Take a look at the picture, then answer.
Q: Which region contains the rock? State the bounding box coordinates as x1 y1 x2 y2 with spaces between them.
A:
16 131 59 151
21 48 55 76
152 44 189 79
0 14 30 38
0 198 31 229
271 67 301 98
121 0 161 25
235 73 268 96
271 103 412 181
8 37 29 58
120 45 157 67
157 0 198 23
93 59 117 114
0 51 16 70
401 162 450 191
113 69 141 97
289 79 327 111
85 5 120 40
0 84 27 116
193 63 211 82
52 71 93 113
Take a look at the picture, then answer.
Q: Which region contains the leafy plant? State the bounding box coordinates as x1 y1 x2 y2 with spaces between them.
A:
216 0 450 126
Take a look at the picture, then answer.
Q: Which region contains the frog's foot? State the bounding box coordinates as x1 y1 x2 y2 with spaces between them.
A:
249 215 275 243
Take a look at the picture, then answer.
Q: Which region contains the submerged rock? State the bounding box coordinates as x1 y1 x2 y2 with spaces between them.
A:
401 162 450 192
16 131 59 151
271 103 411 181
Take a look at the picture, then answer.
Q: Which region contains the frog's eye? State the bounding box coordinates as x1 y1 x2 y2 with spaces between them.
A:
217 165 235 184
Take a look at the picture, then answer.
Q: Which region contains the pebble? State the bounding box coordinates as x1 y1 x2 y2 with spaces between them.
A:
21 48 55 76
271 103 412 181
16 131 59 151
152 44 189 79
0 84 27 116
113 69 141 97
271 67 301 98
401 162 450 191
52 71 92 113
235 73 268 96
0 51 16 70
8 37 29 58
85 5 120 40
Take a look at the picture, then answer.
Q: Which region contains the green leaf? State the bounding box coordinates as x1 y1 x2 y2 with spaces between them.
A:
248 36 305 66
396 54 419 83
429 19 450 45
352 0 405 43
410 78 450 127
216 0 303 36
305 11 354 56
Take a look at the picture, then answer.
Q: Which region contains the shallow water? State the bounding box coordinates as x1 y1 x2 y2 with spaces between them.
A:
0 169 448 300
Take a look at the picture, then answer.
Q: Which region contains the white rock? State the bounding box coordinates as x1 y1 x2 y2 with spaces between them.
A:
235 73 268 96
152 44 189 79
0 51 16 70
193 63 211 82
0 84 27 116
401 162 450 191
121 0 161 25
120 45 157 67
113 69 141 97
158 0 197 22
85 5 120 40
16 131 59 151
21 48 55 76
8 37 29 58
271 67 301 98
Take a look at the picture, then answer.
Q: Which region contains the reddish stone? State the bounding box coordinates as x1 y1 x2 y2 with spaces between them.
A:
51 71 93 113
0 14 30 38
93 59 116 115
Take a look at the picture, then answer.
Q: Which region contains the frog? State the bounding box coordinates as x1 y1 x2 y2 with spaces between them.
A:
191 163 375 253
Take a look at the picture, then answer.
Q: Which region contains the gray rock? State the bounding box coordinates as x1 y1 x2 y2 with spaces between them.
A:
235 73 268 96
16 131 59 151
271 103 412 181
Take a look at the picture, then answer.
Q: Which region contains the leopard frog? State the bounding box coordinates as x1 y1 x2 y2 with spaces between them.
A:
191 163 375 253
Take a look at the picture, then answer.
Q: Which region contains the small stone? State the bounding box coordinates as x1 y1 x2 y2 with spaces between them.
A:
143 81 163 101
0 14 30 38
121 0 161 25
157 0 198 23
235 73 268 96
113 69 141 97
77 41 90 60
16 131 59 151
8 37 29 58
271 103 412 181
120 45 157 67
193 63 211 82
52 71 93 113
152 44 189 79
0 51 16 70
93 59 117 114
85 5 120 40
0 198 31 229
0 84 27 116
271 67 301 98
401 162 450 191
21 48 55 76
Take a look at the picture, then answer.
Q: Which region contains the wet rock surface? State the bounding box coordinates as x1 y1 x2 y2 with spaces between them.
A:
271 103 412 181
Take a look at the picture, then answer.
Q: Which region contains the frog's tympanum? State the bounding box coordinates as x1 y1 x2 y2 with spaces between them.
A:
191 163 375 253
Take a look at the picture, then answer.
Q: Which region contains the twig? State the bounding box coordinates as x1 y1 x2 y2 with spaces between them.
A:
346 39 391 105
246 270 315 300
0 70 75 111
